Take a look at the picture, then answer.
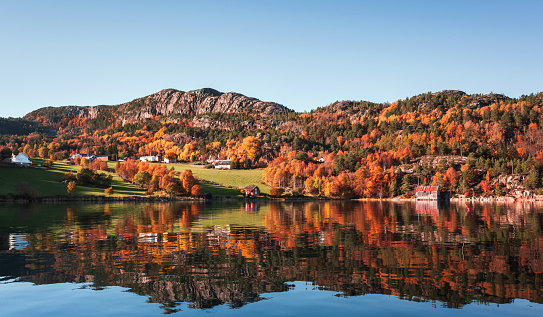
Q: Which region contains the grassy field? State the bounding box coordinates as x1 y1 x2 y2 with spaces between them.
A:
168 163 271 195
0 159 146 197
0 159 268 198
108 161 263 197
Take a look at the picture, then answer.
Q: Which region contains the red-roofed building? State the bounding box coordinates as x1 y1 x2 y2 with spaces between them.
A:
415 186 441 200
244 185 260 197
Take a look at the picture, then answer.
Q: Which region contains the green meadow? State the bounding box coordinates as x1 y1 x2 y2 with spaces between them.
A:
0 159 145 197
0 159 267 198
168 163 270 195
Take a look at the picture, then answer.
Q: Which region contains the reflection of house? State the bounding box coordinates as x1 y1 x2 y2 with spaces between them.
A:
139 156 160 162
9 233 29 250
244 185 260 196
415 186 444 200
215 160 234 169
11 153 32 166
415 200 440 215
138 232 167 243
244 202 260 212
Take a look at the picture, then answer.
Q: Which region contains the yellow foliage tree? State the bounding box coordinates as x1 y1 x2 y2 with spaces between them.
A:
67 181 77 194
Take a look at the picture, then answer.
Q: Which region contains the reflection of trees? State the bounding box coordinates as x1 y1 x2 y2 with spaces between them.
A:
263 201 543 307
4 201 543 311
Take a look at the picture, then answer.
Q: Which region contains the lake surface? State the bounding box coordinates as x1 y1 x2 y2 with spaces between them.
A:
0 200 542 316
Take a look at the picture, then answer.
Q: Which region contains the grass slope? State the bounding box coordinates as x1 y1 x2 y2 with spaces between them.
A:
168 163 271 195
0 159 145 197
0 159 267 198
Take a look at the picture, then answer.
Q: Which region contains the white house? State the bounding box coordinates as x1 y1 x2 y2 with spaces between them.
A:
164 157 177 164
11 153 32 166
215 160 235 170
139 156 160 162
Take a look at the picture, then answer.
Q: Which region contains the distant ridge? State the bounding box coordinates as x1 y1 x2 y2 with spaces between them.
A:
23 88 293 128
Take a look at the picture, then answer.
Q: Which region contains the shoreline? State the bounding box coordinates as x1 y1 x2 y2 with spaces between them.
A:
2 193 543 204
0 194 337 204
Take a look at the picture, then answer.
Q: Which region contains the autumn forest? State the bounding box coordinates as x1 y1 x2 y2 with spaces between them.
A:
2 88 543 199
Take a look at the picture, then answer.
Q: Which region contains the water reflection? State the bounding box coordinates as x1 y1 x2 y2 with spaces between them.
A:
0 201 542 312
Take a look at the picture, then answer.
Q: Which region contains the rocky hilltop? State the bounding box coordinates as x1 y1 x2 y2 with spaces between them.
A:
118 88 291 123
23 88 293 128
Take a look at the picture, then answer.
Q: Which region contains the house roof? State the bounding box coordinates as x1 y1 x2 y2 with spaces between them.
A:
415 186 439 192
244 185 259 191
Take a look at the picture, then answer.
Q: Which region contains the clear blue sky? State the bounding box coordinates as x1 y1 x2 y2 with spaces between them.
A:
1 0 542 118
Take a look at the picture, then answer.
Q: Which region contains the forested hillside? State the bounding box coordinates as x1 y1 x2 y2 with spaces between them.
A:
2 88 543 199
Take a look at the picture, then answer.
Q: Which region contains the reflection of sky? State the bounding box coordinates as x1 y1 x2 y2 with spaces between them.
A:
0 281 541 317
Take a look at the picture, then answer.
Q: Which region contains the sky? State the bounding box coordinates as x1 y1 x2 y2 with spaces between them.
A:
1 0 542 118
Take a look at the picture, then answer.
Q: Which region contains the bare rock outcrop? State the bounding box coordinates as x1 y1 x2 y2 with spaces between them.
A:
23 88 292 128
117 88 291 124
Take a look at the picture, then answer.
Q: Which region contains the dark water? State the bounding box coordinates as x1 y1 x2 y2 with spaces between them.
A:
0 201 542 316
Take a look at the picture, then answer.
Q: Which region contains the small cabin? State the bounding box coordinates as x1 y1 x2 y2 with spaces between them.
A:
415 186 444 200
95 155 110 162
164 157 177 164
244 185 260 196
215 160 235 170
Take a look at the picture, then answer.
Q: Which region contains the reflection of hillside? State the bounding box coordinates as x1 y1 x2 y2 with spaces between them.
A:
2 201 543 310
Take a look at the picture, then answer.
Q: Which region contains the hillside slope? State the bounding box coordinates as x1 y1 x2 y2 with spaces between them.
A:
22 88 293 131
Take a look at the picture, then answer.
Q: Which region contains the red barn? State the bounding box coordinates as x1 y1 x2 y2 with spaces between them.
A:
244 185 260 196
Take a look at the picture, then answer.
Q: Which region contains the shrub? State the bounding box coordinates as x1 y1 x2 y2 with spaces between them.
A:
75 168 112 188
165 182 182 197
64 172 76 182
104 187 114 195
133 171 152 188
191 184 204 197
67 181 77 194
270 187 284 197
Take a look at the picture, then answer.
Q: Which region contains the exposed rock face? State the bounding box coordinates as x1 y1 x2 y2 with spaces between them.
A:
466 93 509 108
24 88 292 127
117 88 291 124
24 105 110 127
399 155 468 173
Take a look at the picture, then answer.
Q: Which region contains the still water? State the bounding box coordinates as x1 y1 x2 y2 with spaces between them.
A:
0 201 542 316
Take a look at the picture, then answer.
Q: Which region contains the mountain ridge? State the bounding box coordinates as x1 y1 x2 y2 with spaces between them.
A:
23 88 293 129
9 88 543 137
